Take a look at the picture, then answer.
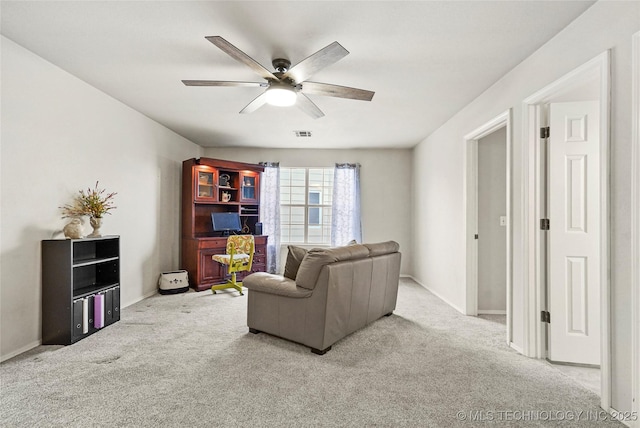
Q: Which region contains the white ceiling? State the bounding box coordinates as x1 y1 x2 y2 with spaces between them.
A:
0 1 595 149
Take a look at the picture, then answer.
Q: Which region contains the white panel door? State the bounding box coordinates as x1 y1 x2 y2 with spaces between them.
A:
548 101 600 365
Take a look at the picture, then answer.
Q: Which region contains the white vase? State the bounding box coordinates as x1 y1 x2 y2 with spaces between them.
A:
88 216 103 238
62 218 84 239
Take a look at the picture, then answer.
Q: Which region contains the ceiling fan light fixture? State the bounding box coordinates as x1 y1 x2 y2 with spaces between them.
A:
184 37 374 118
265 85 297 107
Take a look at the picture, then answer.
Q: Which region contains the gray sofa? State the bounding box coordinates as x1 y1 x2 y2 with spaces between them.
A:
243 241 401 354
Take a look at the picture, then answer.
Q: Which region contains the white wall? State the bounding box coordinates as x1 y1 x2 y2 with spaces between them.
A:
477 128 507 312
202 147 413 276
0 37 201 361
411 1 639 412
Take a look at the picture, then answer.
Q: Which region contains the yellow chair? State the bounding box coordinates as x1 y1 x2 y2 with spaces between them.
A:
211 235 255 295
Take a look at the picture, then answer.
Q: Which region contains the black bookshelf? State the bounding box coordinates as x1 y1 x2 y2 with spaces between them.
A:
42 236 121 345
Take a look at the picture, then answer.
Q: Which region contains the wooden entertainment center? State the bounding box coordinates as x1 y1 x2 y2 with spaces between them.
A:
181 158 266 291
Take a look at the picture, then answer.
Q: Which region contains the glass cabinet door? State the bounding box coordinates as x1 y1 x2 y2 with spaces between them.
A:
240 172 259 202
195 167 216 201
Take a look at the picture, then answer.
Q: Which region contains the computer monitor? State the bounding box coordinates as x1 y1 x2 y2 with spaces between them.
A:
211 212 242 235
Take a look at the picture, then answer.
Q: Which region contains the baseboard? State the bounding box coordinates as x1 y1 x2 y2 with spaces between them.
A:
407 276 466 314
478 310 507 315
509 342 524 354
0 339 41 363
143 288 161 299
609 407 635 427
122 288 160 310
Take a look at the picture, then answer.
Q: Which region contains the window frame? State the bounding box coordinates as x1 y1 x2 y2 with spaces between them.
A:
280 167 333 245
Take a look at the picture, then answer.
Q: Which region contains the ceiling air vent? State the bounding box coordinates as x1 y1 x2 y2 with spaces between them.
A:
294 130 312 138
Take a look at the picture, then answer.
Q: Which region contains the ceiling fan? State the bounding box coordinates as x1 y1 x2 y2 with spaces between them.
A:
182 36 375 119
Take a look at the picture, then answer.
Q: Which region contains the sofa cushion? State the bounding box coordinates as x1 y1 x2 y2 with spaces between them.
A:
296 244 370 290
244 272 313 298
333 244 370 260
364 241 400 257
283 245 307 280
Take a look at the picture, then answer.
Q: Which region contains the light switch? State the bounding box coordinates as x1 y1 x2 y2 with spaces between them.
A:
499 216 507 226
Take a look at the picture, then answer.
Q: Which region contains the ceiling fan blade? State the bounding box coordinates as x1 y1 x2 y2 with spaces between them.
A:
182 80 267 88
239 91 269 114
296 93 325 119
300 81 374 101
282 41 349 83
205 36 278 81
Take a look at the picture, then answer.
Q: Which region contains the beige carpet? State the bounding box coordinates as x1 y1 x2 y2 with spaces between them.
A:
0 279 621 427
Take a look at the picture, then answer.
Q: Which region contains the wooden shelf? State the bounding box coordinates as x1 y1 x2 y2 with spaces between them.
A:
73 282 120 299
73 256 119 268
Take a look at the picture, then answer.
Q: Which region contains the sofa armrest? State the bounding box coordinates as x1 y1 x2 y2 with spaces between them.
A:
244 272 313 298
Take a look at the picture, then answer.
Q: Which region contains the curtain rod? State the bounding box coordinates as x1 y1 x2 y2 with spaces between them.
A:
335 163 360 169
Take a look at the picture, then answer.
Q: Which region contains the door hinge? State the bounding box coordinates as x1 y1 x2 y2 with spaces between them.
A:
474 234 479 240
540 218 550 230
540 126 550 139
541 310 551 323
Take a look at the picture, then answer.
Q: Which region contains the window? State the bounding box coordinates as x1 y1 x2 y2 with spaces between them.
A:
280 167 333 244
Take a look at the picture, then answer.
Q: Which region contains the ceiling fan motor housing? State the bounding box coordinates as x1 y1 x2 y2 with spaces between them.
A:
272 58 291 73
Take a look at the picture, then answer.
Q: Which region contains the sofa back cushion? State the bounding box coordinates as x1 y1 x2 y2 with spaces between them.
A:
283 245 308 280
364 241 400 257
296 244 370 290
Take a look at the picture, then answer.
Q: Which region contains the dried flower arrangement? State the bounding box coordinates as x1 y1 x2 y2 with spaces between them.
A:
60 181 117 219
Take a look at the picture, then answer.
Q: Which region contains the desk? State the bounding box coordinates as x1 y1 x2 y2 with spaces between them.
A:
182 235 267 291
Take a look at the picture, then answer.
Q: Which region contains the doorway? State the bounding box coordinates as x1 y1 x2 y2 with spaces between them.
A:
522 51 610 409
464 110 513 346
477 128 508 316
